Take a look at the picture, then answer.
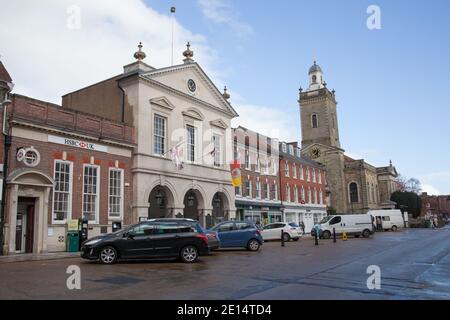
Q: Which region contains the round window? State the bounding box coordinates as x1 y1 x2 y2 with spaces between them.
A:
23 148 40 167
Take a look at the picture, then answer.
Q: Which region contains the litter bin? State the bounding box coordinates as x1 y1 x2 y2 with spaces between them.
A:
67 232 80 252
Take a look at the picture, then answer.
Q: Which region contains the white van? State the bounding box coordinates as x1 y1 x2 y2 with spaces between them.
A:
367 209 407 231
311 214 374 239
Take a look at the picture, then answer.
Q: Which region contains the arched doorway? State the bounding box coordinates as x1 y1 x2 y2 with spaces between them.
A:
183 189 201 221
6 169 54 255
148 186 174 219
208 192 230 228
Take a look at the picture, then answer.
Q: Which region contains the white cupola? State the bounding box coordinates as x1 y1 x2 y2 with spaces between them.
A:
308 60 325 90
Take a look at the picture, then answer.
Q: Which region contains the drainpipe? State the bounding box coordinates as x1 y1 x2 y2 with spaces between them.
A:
0 93 12 255
117 81 125 123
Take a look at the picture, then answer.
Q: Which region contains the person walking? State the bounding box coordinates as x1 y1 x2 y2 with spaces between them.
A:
300 221 305 235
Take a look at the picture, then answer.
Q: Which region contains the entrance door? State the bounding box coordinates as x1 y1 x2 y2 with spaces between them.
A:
16 198 35 254
15 213 25 253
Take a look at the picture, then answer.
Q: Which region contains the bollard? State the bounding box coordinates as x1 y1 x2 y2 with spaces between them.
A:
333 228 336 243
314 231 319 246
281 230 285 247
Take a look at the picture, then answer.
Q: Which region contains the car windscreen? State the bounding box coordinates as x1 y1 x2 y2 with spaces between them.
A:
319 216 333 224
288 222 299 228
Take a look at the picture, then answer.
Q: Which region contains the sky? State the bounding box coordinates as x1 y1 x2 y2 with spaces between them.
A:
0 0 449 195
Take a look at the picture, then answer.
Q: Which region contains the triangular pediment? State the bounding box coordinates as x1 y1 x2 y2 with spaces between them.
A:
182 108 204 121
142 63 238 118
302 143 344 154
149 96 175 111
210 119 228 129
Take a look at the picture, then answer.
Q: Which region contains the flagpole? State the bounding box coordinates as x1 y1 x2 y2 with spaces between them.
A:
171 6 176 66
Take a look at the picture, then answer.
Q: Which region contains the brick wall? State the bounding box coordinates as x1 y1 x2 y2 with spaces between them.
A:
6 135 133 226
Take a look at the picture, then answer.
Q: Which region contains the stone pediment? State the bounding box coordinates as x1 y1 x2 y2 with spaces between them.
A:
210 119 228 129
182 108 204 121
142 63 238 118
149 96 176 111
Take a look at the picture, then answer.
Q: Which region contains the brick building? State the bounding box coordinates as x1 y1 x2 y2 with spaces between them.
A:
0 60 135 255
279 141 328 232
421 193 450 219
233 127 282 226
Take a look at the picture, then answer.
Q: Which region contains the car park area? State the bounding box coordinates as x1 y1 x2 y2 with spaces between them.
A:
0 226 449 300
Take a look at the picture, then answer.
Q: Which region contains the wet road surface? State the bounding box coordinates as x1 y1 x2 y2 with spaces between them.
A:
0 227 449 299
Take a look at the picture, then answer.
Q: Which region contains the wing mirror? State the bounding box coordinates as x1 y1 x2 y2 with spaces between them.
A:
123 232 134 239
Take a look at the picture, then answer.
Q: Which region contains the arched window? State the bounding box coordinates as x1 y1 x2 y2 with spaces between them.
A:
312 75 317 83
349 182 359 203
311 114 318 128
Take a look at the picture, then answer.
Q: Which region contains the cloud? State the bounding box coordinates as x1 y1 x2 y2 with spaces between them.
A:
422 184 441 196
197 0 253 36
0 0 219 104
231 104 300 142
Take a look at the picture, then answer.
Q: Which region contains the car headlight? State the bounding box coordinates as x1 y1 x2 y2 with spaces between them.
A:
84 239 102 246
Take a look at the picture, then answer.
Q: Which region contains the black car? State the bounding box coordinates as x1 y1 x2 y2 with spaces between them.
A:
81 219 210 264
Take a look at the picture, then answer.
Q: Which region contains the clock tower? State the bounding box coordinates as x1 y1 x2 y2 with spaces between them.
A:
299 61 348 213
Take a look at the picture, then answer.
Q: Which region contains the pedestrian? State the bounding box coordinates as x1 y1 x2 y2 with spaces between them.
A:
300 221 305 235
376 217 382 232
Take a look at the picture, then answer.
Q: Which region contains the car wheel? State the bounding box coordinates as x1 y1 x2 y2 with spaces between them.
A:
293 237 300 242
180 245 198 263
322 231 331 240
362 229 371 238
99 246 118 265
391 226 398 232
282 233 291 242
247 239 260 251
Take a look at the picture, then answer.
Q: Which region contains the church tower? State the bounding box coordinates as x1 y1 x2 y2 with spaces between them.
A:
299 61 348 213
300 61 341 149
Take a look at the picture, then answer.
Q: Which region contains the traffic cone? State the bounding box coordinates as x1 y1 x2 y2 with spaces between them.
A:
342 231 348 241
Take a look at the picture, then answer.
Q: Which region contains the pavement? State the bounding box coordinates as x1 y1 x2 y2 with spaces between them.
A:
0 226 449 300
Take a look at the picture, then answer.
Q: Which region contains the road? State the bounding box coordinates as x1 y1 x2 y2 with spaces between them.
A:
0 227 449 300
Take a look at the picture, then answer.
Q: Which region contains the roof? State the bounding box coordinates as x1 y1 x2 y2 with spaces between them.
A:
0 60 12 83
309 61 322 74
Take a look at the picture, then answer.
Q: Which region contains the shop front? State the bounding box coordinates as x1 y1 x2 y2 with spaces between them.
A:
236 199 283 227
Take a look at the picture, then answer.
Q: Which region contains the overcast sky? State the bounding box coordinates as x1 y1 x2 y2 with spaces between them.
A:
1 0 449 195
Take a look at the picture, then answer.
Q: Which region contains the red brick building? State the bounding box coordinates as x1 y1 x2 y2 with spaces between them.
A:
279 141 328 232
233 127 282 226
0 60 135 255
421 193 450 219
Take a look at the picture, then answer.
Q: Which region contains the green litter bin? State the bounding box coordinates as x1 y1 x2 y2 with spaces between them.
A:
67 232 80 252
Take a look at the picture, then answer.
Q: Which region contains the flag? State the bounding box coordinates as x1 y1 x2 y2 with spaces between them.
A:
170 146 184 170
230 160 242 187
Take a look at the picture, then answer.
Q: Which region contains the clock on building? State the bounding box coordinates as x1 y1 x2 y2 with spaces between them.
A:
187 79 196 93
311 148 321 159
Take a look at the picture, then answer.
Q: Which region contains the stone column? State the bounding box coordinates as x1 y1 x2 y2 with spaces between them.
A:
8 184 19 255
41 187 50 253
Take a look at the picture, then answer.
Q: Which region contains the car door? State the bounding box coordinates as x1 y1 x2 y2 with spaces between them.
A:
150 222 183 258
120 223 155 258
328 216 342 234
215 222 237 247
235 222 254 246
261 224 274 240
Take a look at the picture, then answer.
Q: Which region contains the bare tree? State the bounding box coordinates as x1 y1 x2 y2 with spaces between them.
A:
405 178 422 195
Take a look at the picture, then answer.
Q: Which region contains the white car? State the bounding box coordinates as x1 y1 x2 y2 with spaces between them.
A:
261 222 303 242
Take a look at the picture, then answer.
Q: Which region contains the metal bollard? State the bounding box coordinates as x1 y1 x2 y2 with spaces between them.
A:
281 230 285 247
314 231 318 246
333 228 336 243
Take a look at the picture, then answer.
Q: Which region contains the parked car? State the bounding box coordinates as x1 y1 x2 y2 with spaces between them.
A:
81 218 210 264
367 209 408 231
311 214 374 239
207 221 263 251
261 222 302 242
